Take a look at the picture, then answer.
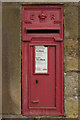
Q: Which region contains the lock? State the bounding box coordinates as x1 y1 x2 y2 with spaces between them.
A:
36 80 38 85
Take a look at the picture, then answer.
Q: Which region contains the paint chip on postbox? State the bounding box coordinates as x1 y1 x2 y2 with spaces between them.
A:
35 46 48 73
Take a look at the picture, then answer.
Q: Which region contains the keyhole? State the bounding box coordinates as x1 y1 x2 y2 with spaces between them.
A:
36 80 38 85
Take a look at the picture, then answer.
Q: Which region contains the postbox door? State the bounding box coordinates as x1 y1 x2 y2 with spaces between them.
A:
29 45 56 108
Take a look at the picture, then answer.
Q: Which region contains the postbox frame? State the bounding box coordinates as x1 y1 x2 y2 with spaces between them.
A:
22 5 64 116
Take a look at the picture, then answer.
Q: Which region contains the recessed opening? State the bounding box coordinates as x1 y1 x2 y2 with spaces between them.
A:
26 29 59 34
36 80 38 85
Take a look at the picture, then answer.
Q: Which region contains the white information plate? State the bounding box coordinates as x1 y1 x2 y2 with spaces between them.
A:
35 46 48 73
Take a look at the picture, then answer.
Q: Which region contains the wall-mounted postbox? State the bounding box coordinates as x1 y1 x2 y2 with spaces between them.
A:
22 5 63 116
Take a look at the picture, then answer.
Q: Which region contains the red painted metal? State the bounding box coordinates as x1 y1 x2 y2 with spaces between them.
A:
22 5 63 116
22 5 63 41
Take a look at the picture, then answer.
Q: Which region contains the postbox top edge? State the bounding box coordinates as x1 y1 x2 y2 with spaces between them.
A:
22 5 63 9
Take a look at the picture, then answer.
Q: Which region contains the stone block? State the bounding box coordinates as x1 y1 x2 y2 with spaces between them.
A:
64 56 78 72
64 5 78 39
2 4 21 114
64 72 78 98
65 97 78 118
64 39 78 57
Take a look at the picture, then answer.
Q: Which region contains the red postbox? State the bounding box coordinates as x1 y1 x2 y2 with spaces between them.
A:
22 5 63 116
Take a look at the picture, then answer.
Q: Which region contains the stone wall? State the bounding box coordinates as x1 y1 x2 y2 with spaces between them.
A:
2 2 79 119
63 3 78 118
